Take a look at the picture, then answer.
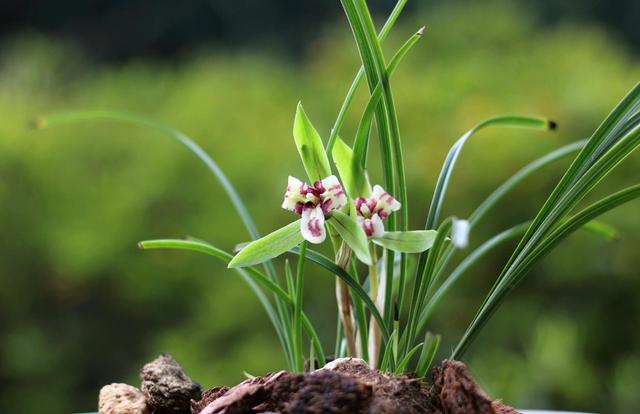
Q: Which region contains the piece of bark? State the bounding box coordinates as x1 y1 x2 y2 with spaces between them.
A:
192 358 519 414
140 353 202 414
191 386 230 414
492 400 521 414
199 371 287 414
321 358 436 414
432 359 520 414
98 383 148 414
272 370 372 414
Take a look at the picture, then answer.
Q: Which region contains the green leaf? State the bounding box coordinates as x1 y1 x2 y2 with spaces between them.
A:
33 109 292 352
395 341 424 373
352 26 424 168
328 211 372 265
229 221 304 268
426 115 554 230
294 103 332 182
469 140 585 225
403 219 452 353
379 330 398 371
332 137 369 198
372 230 438 253
341 0 412 332
415 333 440 377
453 182 640 359
326 0 408 153
420 141 586 324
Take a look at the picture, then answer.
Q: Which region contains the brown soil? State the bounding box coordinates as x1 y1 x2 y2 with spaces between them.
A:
190 358 520 414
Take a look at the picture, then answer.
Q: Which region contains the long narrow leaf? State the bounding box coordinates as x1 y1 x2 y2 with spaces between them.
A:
403 219 452 353
426 116 554 230
453 184 640 359
378 330 398 372
426 141 586 304
505 83 640 273
327 0 408 153
415 333 440 377
469 140 585 225
352 26 425 168
395 342 423 373
342 0 411 340
35 110 295 337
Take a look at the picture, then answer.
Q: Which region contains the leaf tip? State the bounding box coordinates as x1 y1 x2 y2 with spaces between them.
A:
137 241 145 249
417 26 426 36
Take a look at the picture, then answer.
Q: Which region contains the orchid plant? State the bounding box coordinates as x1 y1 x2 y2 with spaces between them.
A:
38 0 640 378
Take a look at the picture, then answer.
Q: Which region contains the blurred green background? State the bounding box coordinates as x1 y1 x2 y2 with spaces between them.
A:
0 1 639 413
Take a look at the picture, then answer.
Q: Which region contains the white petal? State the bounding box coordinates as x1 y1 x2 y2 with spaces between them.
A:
319 175 347 213
371 185 386 199
370 185 400 219
320 175 341 189
300 205 326 244
370 213 385 237
451 219 470 249
282 176 306 213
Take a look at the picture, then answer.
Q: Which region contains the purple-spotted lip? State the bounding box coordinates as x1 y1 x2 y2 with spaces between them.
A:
292 199 335 216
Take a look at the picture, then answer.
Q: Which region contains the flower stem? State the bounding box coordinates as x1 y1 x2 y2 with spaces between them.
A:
367 244 382 368
294 241 307 372
335 242 357 357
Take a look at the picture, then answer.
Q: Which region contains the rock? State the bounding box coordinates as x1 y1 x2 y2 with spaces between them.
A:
140 353 202 414
98 383 148 414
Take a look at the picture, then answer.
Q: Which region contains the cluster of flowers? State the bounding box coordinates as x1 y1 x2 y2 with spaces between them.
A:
282 175 400 244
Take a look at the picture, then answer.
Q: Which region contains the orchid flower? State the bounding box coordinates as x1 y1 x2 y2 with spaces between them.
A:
354 185 401 238
282 175 347 244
